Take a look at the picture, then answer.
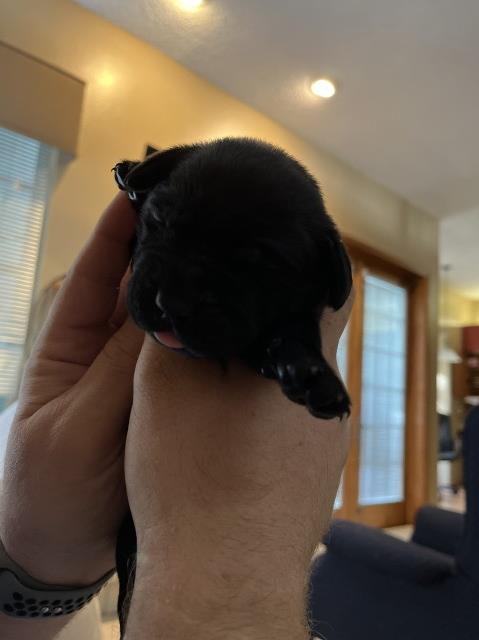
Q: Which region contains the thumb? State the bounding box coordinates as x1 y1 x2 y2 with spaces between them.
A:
99 316 145 376
75 317 145 428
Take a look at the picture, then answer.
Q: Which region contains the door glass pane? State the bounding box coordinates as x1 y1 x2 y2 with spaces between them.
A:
334 322 349 509
358 275 407 506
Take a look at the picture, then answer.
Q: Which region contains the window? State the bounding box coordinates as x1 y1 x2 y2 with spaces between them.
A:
358 275 408 505
332 244 426 527
0 127 58 411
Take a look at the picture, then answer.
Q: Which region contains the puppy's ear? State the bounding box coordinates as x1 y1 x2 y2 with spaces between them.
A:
113 144 200 196
125 144 200 191
325 236 353 311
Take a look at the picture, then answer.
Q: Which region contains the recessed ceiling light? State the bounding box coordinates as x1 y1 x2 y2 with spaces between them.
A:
310 78 336 98
180 0 204 9
97 70 116 88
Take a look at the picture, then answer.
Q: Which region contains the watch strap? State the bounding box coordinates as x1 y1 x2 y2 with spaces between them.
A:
0 538 114 618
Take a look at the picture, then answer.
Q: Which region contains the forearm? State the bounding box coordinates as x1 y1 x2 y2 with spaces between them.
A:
125 533 311 640
123 451 334 640
0 495 105 639
124 355 349 640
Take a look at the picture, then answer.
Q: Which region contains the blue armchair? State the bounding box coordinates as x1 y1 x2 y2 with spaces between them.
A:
308 407 479 640
411 504 464 556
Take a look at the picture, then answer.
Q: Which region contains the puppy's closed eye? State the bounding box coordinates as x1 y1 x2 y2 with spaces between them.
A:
145 206 171 229
150 209 163 224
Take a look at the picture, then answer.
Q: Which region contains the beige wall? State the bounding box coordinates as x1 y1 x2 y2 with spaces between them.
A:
0 0 439 502
0 0 438 284
440 284 479 327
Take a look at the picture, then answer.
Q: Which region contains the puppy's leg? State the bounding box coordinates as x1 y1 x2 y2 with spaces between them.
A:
256 313 351 420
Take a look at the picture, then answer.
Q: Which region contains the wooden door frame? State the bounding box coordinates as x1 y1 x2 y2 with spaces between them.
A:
335 237 430 526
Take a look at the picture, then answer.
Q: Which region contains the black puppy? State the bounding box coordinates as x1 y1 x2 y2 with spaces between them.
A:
113 137 352 632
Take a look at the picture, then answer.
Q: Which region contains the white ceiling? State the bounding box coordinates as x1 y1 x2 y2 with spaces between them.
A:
75 0 479 295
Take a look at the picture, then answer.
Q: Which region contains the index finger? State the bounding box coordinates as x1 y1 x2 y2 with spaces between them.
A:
39 192 138 366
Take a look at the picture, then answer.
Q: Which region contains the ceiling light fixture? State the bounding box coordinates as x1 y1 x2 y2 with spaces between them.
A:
180 0 204 9
310 78 336 98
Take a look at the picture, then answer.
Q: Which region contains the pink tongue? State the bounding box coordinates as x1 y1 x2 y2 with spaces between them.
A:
153 330 184 349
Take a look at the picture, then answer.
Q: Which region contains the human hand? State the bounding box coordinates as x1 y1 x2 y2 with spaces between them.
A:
124 291 354 639
0 193 144 586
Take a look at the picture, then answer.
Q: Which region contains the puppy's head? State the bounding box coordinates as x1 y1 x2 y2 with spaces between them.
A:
117 138 350 360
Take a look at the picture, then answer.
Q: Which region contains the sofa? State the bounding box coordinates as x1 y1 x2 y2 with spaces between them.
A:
308 407 479 640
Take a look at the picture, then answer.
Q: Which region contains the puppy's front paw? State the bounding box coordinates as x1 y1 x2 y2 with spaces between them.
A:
304 373 351 420
264 339 351 420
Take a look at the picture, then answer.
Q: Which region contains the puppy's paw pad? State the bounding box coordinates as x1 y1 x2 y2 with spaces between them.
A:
279 354 350 420
258 337 351 420
305 388 351 420
260 362 277 379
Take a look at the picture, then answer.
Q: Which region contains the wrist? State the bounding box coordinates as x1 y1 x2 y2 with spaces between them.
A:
124 542 310 640
0 500 115 586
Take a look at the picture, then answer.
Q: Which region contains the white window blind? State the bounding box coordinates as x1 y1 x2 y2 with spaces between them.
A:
0 127 58 411
359 275 408 506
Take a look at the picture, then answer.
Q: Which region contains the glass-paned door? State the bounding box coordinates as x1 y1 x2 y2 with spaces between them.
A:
334 249 423 528
359 275 408 506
